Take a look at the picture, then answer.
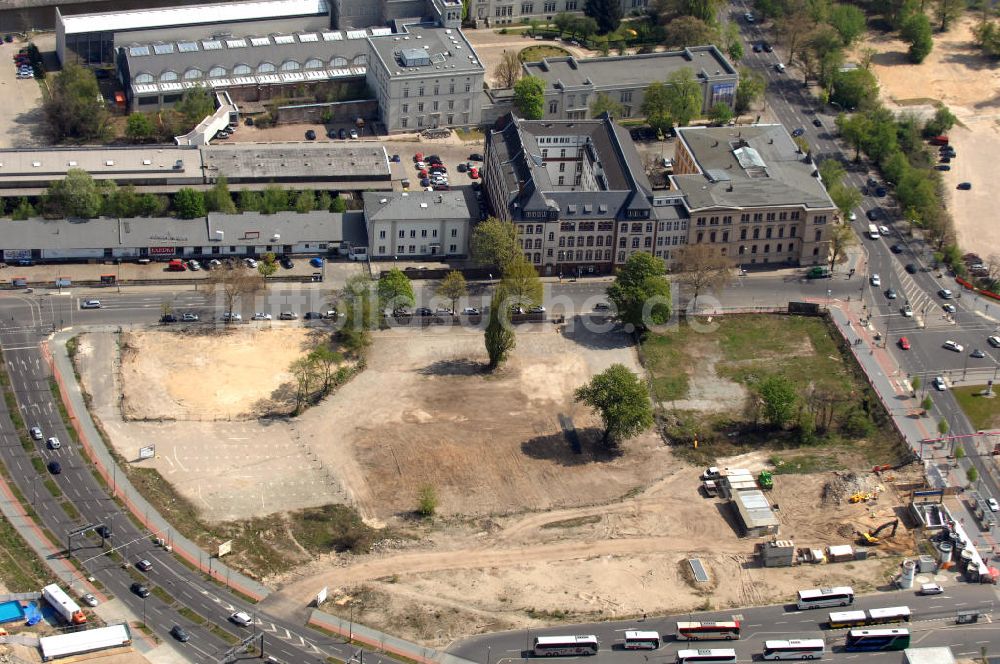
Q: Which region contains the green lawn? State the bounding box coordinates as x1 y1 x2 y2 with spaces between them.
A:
951 385 1000 430
519 45 570 62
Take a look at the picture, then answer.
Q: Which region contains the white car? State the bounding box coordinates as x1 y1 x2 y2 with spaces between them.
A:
938 289 954 299
870 274 881 287
47 437 61 450
774 62 786 72
230 611 253 626
30 427 43 441
744 12 755 21
221 312 243 322
988 335 1000 348
933 376 947 391
188 260 201 271
879 225 890 236
701 467 721 481
244 258 258 268
462 307 481 315
848 211 857 221
943 340 964 353
988 497 999 512
919 582 943 595
81 593 99 607
902 304 913 317
251 312 272 321
81 299 102 309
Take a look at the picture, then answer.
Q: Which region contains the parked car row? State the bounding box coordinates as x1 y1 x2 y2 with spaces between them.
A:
13 47 35 79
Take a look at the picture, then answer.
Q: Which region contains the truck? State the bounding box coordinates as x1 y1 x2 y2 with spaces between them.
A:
867 224 880 240
42 584 87 625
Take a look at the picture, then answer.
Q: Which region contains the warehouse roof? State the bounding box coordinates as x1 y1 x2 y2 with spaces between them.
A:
201 143 391 181
0 146 199 183
59 0 328 35
732 489 780 530
362 189 476 222
367 23 485 79
672 125 837 211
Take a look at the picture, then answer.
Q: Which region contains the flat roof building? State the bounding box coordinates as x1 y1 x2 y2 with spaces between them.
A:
731 489 780 537
201 142 390 183
363 189 476 258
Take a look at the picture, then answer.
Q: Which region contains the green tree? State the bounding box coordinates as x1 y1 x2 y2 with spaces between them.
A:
757 375 797 428
606 252 672 332
513 75 546 119
337 275 379 354
46 169 101 218
967 467 979 483
954 445 965 460
330 196 347 213
317 191 334 212
828 3 867 45
827 221 856 270
11 197 36 220
378 268 415 310
42 63 110 142
663 16 719 48
204 176 237 214
641 81 673 133
937 418 949 435
102 183 142 218
574 364 654 448
829 182 862 221
416 485 438 517
125 112 156 143
309 344 345 393
258 252 279 278
900 12 933 63
723 22 745 63
173 85 215 128
911 375 921 392
921 395 933 411
471 217 519 271
294 190 316 213
173 187 206 219
707 102 734 125
261 185 289 214
923 106 957 137
290 354 321 414
436 270 468 313
554 11 576 35
500 254 544 309
485 284 516 370
664 68 705 127
136 193 167 217
934 0 962 31
818 159 846 188
734 69 765 116
238 189 263 212
975 20 1000 57
585 0 623 33
590 92 625 118
836 112 867 161
831 67 879 110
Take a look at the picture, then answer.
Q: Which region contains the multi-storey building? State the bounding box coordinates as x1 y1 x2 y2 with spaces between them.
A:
469 0 648 24
483 112 689 276
670 125 837 267
366 23 486 133
363 189 476 258
520 47 738 120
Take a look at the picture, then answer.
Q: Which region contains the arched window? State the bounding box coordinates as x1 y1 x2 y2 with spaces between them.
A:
330 56 347 67
258 62 276 74
208 66 227 78
280 60 300 72
233 63 252 76
160 70 178 82
352 54 367 66
305 58 323 69
135 72 154 84
183 68 202 80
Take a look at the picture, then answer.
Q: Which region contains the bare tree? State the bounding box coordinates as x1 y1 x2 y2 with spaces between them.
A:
204 264 265 319
494 50 522 89
674 244 734 311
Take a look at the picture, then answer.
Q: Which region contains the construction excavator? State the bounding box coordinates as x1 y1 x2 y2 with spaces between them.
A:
857 519 900 545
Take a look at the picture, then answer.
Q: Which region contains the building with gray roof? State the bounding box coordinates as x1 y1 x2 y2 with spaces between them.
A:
363 189 476 258
519 47 737 121
366 23 486 133
670 125 837 268
0 211 366 262
483 112 690 276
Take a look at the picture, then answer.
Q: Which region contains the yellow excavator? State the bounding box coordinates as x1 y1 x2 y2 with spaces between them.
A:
858 519 899 545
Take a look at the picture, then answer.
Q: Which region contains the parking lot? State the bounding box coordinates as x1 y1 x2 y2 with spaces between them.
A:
0 35 47 148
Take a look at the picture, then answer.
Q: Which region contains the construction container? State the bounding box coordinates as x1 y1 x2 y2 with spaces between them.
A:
937 541 953 563
760 540 795 567
827 545 855 562
918 555 936 572
898 559 916 588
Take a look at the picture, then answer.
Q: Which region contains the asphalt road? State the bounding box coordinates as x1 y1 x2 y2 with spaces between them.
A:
448 584 999 663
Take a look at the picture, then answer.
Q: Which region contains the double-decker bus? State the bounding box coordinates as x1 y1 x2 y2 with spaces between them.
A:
844 628 910 652
828 607 910 629
623 631 660 649
677 649 737 664
532 635 599 657
761 639 826 660
676 621 741 640
797 587 854 610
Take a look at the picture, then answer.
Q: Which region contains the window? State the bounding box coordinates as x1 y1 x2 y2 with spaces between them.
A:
560 148 566 157
401 118 408 128
379 230 386 239
558 237 566 247
402 104 409 114
815 230 822 242
548 232 555 241
410 230 416 238
378 246 386 254
183 68 202 79
280 60 300 71
258 62 275 73
722 231 729 242
135 73 154 84
160 70 178 82
620 91 632 103
740 213 750 222
352 54 366 66
403 87 409 98
766 212 776 221
790 227 797 237
449 82 455 94
421 230 428 237
696 232 704 243
779 212 788 221
753 212 763 222
567 237 575 248
521 1 533 12
566 0 577 8
740 228 747 240
558 176 565 185
534 239 542 249
752 228 760 239
644 237 652 247
765 228 772 239
399 230 405 238
305 58 323 69
450 245 458 252
465 81 471 92
433 101 439 111
208 66 226 78
331 56 347 67
433 84 439 96
723 215 732 224
409 245 416 253
418 85 425 96
549 101 558 113
397 245 404 253
536 225 543 234
764 244 770 253
791 211 801 220
448 99 455 110
776 243 782 253
544 0 556 10
778 227 784 238
559 162 565 172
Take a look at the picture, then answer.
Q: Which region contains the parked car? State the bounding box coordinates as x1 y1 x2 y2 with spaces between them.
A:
230 611 253 626
920 583 943 595
304 312 323 320
456 163 467 173
181 313 199 322
305 130 316 140
278 311 297 320
890 244 903 254
938 288 954 299
988 335 1000 348
879 225 890 236
791 127 805 137
30 427 43 440
898 336 910 350
339 128 346 140
349 128 358 139
957 182 972 190
812 118 822 127
170 625 191 642
744 11 755 21
988 497 999 512
933 376 947 391
469 167 480 179
415 307 433 316
327 128 338 139
160 313 178 323
870 273 881 287
251 312 272 321
468 153 483 161
866 209 880 221
81 593 99 607
433 184 450 191
130 583 150 598
885 288 897 299
310 257 325 268
47 437 61 450
935 164 951 171
95 525 112 539
943 340 964 352
136 559 153 571
47 461 62 474
971 349 986 358
774 62 785 72
221 312 242 322
905 263 917 274
942 303 957 314
875 187 887 197
901 304 913 317
280 256 294 269
81 299 102 309
462 307 480 315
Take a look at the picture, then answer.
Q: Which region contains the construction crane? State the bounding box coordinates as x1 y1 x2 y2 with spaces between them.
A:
857 519 900 545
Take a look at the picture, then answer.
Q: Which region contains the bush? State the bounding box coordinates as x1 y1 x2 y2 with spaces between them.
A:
416 485 438 517
841 408 875 438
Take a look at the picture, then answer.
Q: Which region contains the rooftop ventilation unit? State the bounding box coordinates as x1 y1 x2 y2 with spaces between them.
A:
400 48 430 67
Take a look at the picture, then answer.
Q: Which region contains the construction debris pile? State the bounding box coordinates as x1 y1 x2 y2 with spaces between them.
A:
821 471 885 505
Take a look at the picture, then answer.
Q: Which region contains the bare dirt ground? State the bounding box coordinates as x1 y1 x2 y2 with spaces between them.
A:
463 30 592 87
120 327 318 420
859 15 1000 256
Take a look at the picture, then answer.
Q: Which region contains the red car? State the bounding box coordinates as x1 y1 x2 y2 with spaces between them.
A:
898 336 910 350
418 169 428 178
414 152 424 162
469 167 480 179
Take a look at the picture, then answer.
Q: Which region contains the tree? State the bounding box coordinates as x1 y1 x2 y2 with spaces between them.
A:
723 22 745 63
42 63 110 142
173 187 206 219
125 113 156 143
923 106 957 137
641 81 673 133
830 67 879 110
574 364 653 448
204 177 237 214
102 183 142 218
934 0 962 31
317 191 334 212
734 69 765 116
663 68 704 127
829 182 862 221
290 355 321 414
500 254 543 309
585 0 623 33
11 198 36 220
757 375 797 428
975 19 1000 57
136 193 167 217
836 112 867 161
911 375 922 392
707 102 734 125
436 271 468 313
828 3 867 45
471 217 519 271
827 221 856 270
258 252 279 278
900 12 933 63
330 196 347 213
294 190 316 213
416 485 438 517
485 284 516 370
45 169 101 218
554 11 576 35
238 189 263 212
937 418 949 435
954 445 966 460
494 50 522 89
606 252 672 332
337 275 379 354
513 75 546 119
173 85 215 128
204 264 265 319
819 159 846 188
261 185 290 214
776 10 815 65
309 344 345 393
674 244 733 309
590 92 625 118
921 395 933 412
378 268 415 310
967 467 979 484
663 16 719 48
